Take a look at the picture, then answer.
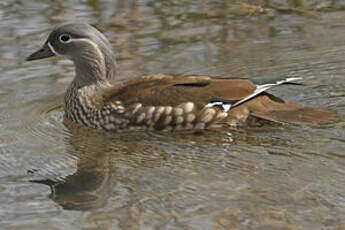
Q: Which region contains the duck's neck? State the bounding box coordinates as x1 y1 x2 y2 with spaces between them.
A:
71 39 117 86
73 49 108 87
64 57 113 124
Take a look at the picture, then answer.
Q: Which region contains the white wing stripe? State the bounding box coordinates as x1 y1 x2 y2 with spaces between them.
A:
205 77 303 112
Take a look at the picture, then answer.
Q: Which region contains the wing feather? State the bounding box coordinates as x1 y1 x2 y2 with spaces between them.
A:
102 74 256 109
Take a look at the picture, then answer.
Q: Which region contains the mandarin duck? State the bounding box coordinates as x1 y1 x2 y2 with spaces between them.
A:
26 23 339 131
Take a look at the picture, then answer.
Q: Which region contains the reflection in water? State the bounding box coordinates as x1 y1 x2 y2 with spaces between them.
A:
33 120 119 210
33 148 113 210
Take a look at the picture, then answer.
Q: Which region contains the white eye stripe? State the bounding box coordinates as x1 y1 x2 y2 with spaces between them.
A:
73 38 104 58
47 38 103 60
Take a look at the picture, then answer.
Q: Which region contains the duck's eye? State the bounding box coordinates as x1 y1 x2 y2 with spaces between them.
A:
59 34 71 43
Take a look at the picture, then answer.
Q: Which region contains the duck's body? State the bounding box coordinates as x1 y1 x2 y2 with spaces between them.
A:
27 24 339 131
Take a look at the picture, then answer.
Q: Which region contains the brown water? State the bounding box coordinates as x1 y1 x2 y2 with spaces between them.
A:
0 0 345 229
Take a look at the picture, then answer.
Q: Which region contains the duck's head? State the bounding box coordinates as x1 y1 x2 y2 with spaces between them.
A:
27 23 117 82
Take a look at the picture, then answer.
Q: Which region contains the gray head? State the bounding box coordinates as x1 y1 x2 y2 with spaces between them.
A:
27 23 117 84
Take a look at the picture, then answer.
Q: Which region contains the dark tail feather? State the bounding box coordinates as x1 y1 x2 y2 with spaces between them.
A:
248 93 340 126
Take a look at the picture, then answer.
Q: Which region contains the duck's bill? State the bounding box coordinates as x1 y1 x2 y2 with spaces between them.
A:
26 42 56 61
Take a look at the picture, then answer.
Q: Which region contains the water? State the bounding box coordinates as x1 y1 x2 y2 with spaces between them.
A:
0 0 345 229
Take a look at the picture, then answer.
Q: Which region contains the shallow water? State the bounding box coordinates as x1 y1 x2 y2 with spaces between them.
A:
0 0 345 229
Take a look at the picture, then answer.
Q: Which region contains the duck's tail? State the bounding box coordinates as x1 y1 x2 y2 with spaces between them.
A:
247 93 340 126
206 77 340 126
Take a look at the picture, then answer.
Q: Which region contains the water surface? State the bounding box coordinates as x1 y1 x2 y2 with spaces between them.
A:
0 0 345 229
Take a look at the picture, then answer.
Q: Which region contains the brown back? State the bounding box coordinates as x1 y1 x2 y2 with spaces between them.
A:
103 74 256 109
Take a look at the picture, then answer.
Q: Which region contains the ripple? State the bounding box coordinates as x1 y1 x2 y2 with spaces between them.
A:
17 98 67 145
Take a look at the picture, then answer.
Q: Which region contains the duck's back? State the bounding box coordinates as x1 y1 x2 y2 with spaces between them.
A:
105 74 256 108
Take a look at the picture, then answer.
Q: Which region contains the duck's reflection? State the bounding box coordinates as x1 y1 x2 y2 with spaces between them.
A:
34 155 113 210
32 120 118 210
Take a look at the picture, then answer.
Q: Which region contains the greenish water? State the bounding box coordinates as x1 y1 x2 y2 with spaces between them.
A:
0 0 344 229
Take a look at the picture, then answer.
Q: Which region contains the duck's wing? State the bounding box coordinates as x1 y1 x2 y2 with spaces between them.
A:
103 74 257 110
